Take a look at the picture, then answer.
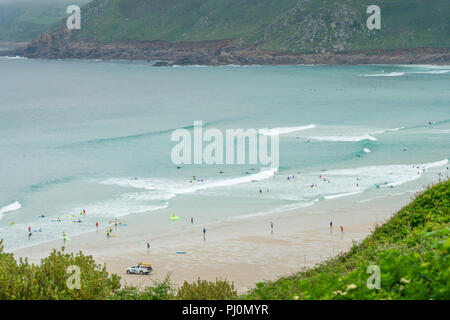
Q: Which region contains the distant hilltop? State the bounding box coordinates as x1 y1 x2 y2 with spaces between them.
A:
15 0 450 65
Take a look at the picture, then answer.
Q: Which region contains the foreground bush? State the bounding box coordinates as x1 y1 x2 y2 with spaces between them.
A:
0 245 120 299
109 277 176 300
177 278 237 300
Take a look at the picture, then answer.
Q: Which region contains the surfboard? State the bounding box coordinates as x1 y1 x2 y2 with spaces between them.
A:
176 251 186 254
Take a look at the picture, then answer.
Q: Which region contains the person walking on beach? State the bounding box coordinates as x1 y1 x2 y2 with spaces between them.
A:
330 221 333 228
147 242 150 251
270 221 274 235
28 226 31 233
340 226 344 233
96 221 99 229
203 227 206 240
191 217 194 224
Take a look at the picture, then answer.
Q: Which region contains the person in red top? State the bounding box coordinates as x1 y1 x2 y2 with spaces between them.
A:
96 221 99 229
28 226 31 232
340 226 344 232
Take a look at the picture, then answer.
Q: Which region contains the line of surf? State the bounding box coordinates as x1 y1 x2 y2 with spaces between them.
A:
308 134 378 142
0 201 22 221
362 72 405 77
259 124 316 136
102 168 278 196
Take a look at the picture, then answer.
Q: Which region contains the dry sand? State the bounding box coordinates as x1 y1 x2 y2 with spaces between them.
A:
13 192 414 293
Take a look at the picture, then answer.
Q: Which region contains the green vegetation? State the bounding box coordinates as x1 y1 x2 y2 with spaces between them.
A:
244 179 450 299
0 245 120 299
0 0 89 41
0 180 448 299
177 278 237 300
66 0 450 53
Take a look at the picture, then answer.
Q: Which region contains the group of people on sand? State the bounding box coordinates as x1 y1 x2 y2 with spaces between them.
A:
267 220 344 236
106 219 121 238
329 220 344 233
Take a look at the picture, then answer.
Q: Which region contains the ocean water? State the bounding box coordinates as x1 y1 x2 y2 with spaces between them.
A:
0 57 449 251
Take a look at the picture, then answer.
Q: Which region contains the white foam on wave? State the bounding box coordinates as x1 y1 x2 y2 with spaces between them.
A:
363 148 371 153
0 56 27 60
229 199 319 221
81 201 168 218
307 127 405 142
362 72 405 77
120 191 176 202
0 201 22 220
324 191 364 200
102 168 278 196
259 124 316 136
322 159 448 188
412 70 450 74
372 127 405 135
308 134 377 142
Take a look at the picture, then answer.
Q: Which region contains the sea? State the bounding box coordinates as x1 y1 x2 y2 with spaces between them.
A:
0 56 449 251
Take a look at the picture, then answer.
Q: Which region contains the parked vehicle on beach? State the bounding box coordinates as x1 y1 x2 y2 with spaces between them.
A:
126 264 152 275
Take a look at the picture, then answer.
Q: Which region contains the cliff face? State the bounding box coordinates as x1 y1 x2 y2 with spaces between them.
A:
18 29 450 65
15 0 450 65
21 29 234 63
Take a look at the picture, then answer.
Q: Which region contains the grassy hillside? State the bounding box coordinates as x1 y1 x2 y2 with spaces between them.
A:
67 0 450 53
244 179 450 300
1 180 448 299
0 0 89 41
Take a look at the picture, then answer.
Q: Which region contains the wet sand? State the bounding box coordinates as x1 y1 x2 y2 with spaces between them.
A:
13 192 414 293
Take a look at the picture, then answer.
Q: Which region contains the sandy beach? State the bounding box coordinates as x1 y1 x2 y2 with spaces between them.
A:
12 191 415 293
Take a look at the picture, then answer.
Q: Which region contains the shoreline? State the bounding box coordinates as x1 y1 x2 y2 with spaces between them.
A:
10 34 450 66
12 191 415 293
2 53 450 67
